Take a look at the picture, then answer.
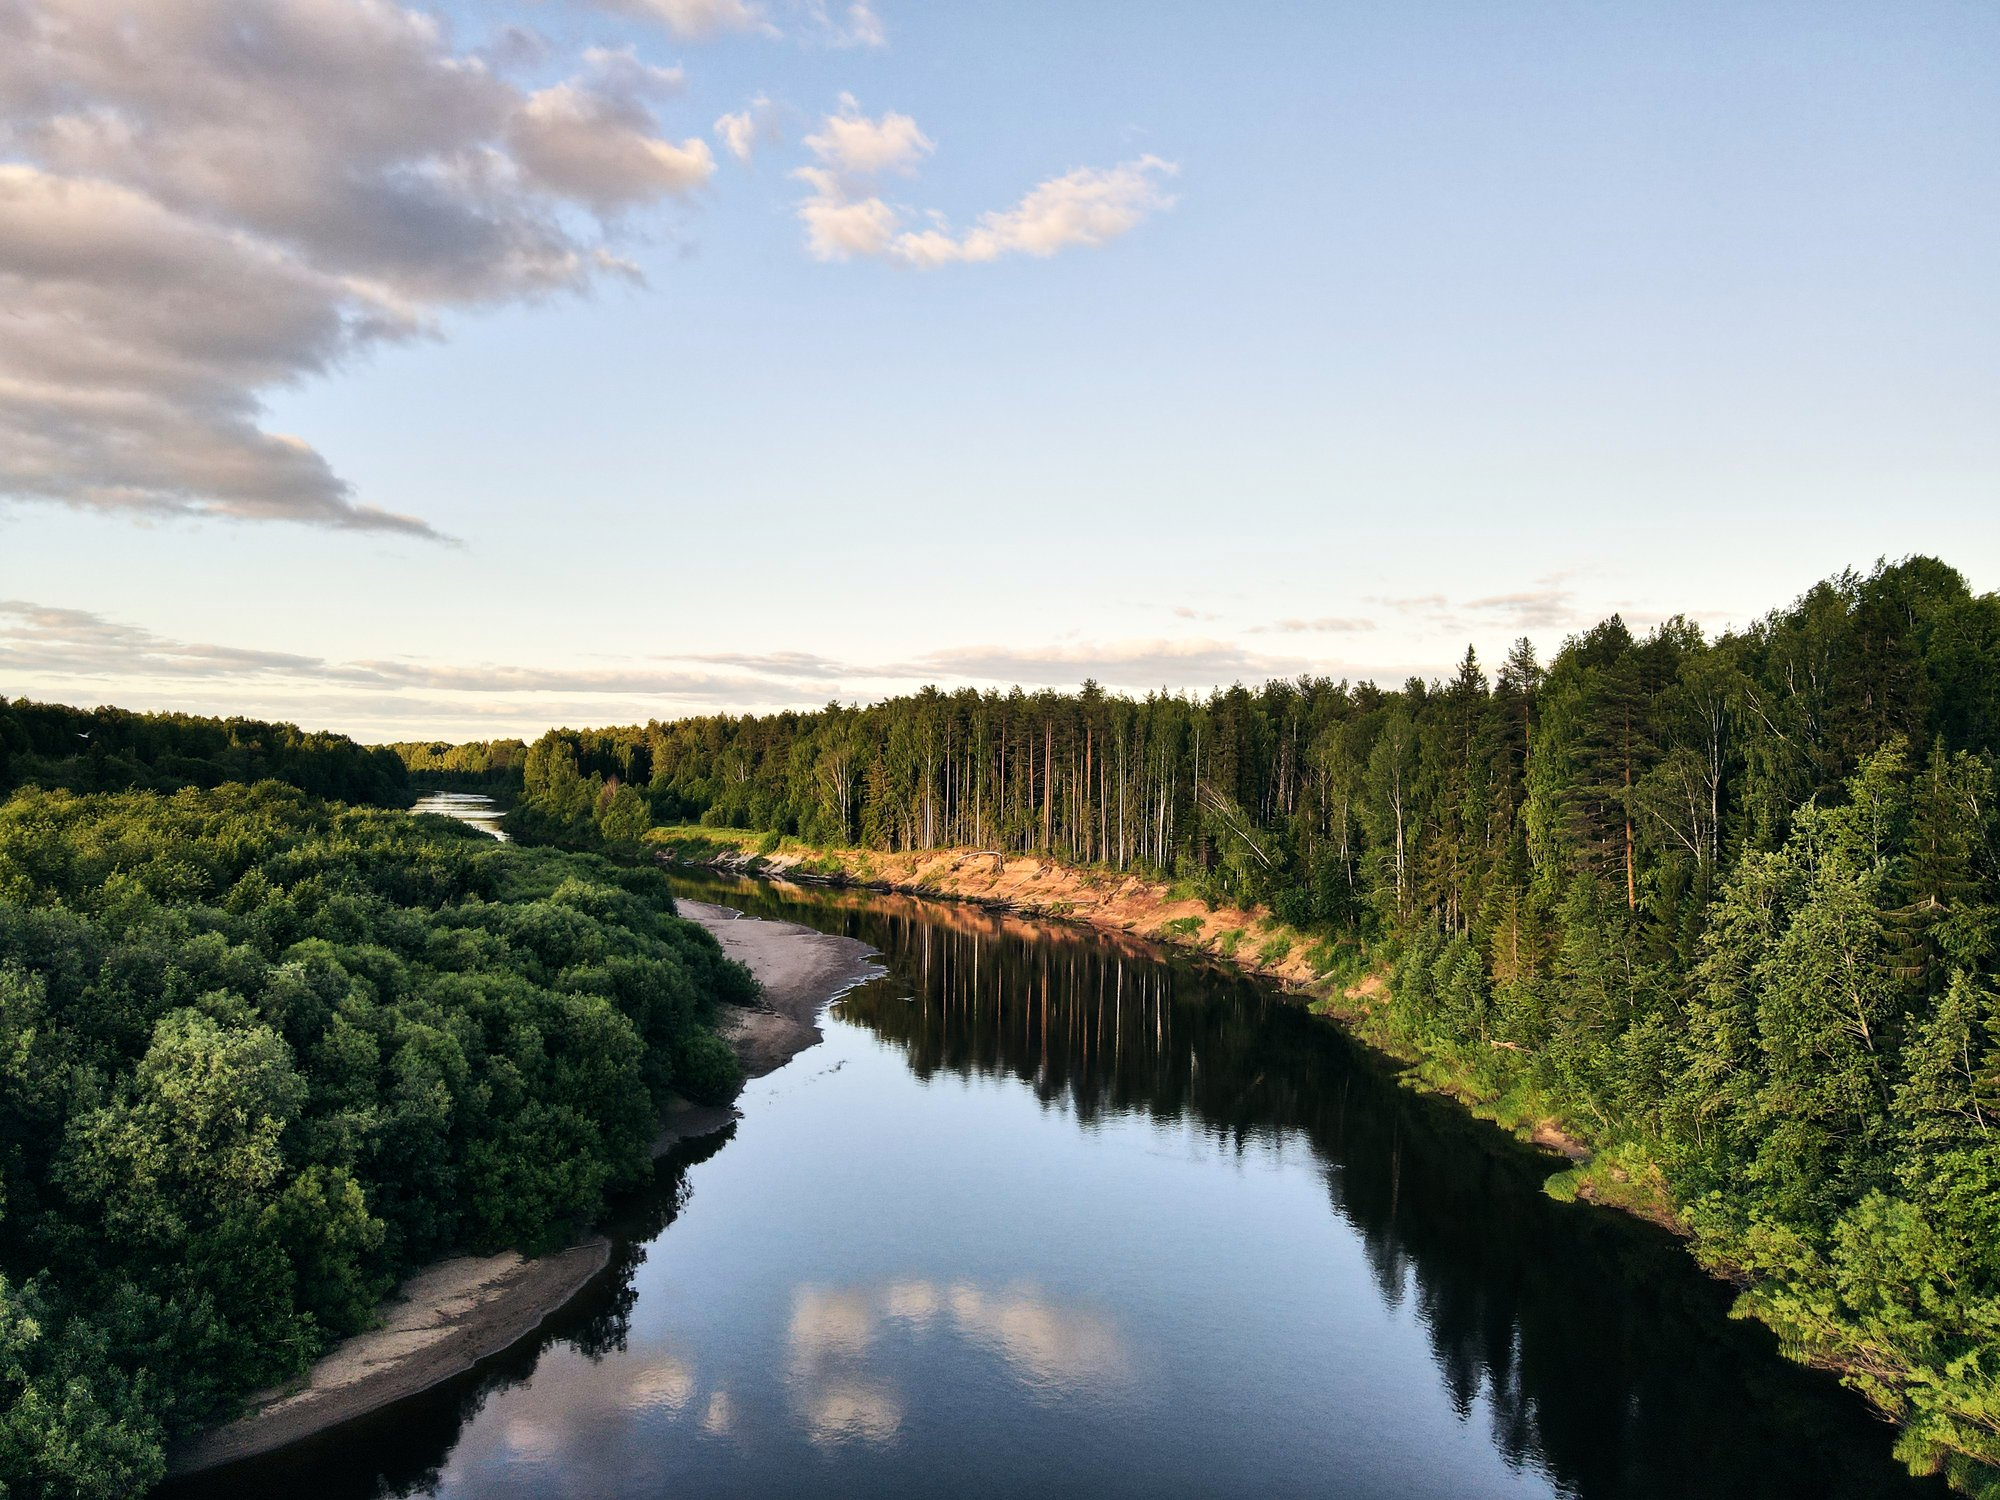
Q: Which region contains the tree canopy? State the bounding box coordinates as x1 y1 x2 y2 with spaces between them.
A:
1 700 411 807
0 783 750 1496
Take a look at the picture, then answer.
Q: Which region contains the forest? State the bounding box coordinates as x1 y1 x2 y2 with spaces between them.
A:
0 728 751 1495
481 556 2000 1491
0 700 412 806
385 737 529 797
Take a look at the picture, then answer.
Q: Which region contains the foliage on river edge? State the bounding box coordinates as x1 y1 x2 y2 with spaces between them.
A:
0 782 752 1497
469 556 2000 1493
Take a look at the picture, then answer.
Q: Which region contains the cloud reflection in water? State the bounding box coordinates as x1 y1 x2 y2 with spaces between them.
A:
785 1280 1134 1447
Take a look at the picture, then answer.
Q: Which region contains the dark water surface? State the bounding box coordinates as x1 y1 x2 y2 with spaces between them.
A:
184 872 1942 1500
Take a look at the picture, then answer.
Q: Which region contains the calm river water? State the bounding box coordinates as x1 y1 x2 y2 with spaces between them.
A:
183 865 1943 1500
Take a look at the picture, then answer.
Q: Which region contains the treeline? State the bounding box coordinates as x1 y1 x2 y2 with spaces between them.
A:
489 556 2000 1489
0 784 750 1496
0 699 410 806
386 737 528 796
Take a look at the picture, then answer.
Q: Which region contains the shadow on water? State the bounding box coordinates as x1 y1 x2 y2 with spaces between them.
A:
171 869 1944 1499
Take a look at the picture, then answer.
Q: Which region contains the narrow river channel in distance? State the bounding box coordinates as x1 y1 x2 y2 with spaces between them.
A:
191 810 1946 1499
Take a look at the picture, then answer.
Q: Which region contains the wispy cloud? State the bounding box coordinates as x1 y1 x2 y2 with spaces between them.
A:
816 1 887 48
0 601 837 703
1460 588 1578 628
674 649 849 680
892 158 1178 267
791 97 1176 267
0 601 330 681
590 0 771 41
1365 585 1583 633
1249 616 1376 635
908 637 1314 689
5 603 1443 739
714 94 784 164
591 0 883 46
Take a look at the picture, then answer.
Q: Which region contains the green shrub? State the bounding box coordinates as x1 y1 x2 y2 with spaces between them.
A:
673 1029 745 1104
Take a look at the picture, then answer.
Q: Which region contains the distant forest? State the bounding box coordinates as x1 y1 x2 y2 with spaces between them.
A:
467 556 2000 1491
0 700 411 806
385 737 527 796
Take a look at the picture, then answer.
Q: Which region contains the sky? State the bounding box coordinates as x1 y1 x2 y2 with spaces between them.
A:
2 0 1996 742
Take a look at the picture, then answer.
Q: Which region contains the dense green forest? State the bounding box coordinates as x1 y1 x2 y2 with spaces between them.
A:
1 700 411 806
0 782 750 1496
482 557 2000 1490
386 737 529 797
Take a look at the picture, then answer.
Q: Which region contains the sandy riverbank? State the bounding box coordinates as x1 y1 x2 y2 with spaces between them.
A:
169 896 880 1479
167 1241 612 1475
676 896 884 1077
659 838 1328 985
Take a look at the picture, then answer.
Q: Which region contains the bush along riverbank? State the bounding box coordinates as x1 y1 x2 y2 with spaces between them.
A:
0 783 755 1496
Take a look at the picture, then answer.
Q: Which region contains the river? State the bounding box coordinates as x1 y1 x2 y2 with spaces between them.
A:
181 850 1944 1499
409 791 510 841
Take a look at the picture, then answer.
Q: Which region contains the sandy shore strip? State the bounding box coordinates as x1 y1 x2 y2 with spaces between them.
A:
167 1240 611 1475
170 892 881 1478
652 1097 742 1156
675 896 885 1077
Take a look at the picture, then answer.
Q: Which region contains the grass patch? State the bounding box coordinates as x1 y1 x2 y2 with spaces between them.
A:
1541 1143 1676 1223
1255 933 1294 967
644 826 752 862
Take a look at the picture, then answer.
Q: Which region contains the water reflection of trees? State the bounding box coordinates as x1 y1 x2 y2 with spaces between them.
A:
808 889 1936 1500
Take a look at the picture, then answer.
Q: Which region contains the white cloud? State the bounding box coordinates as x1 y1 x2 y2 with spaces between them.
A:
1367 587 1583 633
593 0 768 41
790 100 1174 269
0 166 435 534
802 94 933 177
0 0 715 534
1250 616 1378 635
910 638 1316 689
714 94 783 164
1461 589 1578 628
0 600 866 740
795 0 887 47
591 0 880 46
891 157 1177 267
580 45 689 100
835 2 886 47
511 83 715 212
793 171 901 259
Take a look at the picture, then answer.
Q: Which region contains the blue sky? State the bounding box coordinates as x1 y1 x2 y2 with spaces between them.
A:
2 1 1995 738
